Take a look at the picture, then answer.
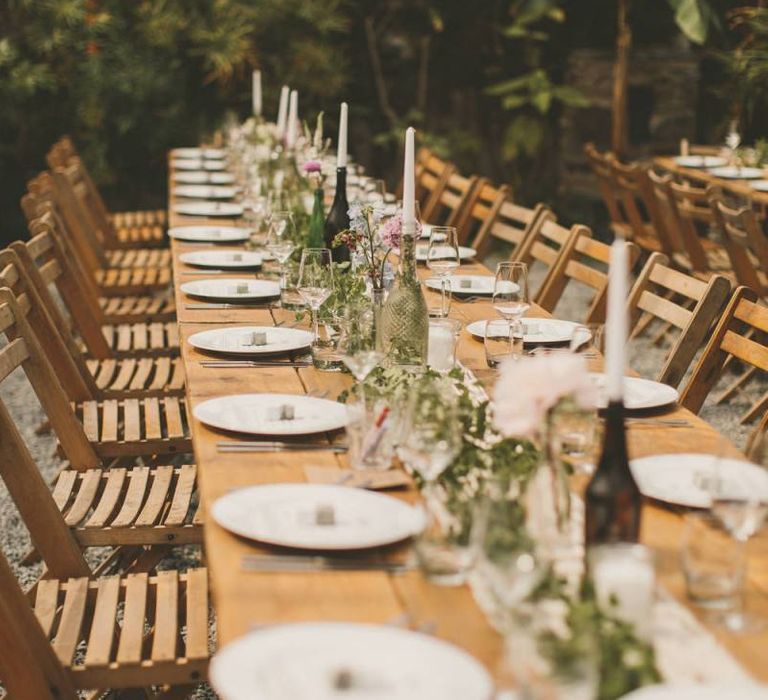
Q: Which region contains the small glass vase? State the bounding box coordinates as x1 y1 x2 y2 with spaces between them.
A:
379 229 429 365
306 187 325 248
371 286 385 352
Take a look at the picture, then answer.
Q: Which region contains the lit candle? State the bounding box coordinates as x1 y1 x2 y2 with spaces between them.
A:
286 89 298 149
337 102 348 169
252 70 262 117
403 127 415 231
605 238 628 402
276 85 289 138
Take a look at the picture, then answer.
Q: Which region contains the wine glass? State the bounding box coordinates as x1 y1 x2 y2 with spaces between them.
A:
297 248 334 343
493 262 529 343
337 306 383 385
707 435 768 632
365 179 387 204
426 226 460 318
265 210 297 290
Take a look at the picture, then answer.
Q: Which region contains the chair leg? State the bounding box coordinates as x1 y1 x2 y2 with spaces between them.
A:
715 365 757 404
153 684 199 700
740 391 768 426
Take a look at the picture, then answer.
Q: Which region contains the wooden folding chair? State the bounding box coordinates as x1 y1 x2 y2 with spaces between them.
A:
0 244 183 396
681 286 768 426
24 209 180 355
537 230 640 324
421 170 481 230
453 182 510 247
0 552 208 698
0 289 200 557
584 143 628 239
627 252 731 387
416 154 454 218
47 136 168 250
471 193 546 262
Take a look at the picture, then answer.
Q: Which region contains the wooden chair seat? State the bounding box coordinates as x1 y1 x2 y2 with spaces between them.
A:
86 356 185 397
105 246 172 269
95 265 172 297
110 208 168 249
33 568 209 690
74 396 191 458
99 292 176 324
54 464 201 547
101 321 180 356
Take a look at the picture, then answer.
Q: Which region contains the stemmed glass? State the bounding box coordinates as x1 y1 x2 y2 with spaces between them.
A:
708 433 768 632
427 226 460 318
265 210 297 291
337 305 383 386
493 262 530 343
297 248 334 343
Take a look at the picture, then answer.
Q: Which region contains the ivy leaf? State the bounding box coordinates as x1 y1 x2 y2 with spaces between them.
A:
667 0 713 45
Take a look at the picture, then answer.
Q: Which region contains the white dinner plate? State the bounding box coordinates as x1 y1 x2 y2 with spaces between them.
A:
180 250 265 269
210 622 493 700
629 453 768 509
416 244 476 262
212 483 424 550
588 373 679 411
621 683 768 700
174 171 236 184
188 326 313 356
173 201 243 217
171 147 226 159
673 155 727 168
174 184 237 200
708 166 764 180
426 275 518 296
167 225 250 243
203 159 226 171
180 278 280 302
750 180 768 192
467 318 580 344
172 159 204 170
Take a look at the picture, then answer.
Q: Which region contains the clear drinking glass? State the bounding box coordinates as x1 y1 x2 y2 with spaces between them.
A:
365 179 387 204
243 194 268 246
484 319 522 367
265 210 297 291
337 304 383 386
297 248 333 343
493 261 530 323
427 318 461 371
426 226 460 318
549 400 598 477
345 394 396 471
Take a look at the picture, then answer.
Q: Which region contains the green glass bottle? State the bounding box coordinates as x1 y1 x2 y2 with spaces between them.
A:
379 228 429 365
307 188 326 248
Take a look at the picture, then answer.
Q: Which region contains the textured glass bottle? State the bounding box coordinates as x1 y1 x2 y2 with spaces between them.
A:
379 228 429 365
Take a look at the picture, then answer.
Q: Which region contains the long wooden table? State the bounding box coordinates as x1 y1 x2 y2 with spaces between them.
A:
167 175 768 682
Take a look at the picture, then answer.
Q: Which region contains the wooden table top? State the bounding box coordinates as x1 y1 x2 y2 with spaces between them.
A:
168 177 768 682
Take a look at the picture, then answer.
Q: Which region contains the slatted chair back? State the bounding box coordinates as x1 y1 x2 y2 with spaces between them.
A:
417 154 455 218
473 195 547 262
584 143 628 238
538 230 640 324
627 252 731 387
646 169 690 259
681 286 768 414
709 191 768 295
665 179 718 275
421 170 481 229
454 182 510 247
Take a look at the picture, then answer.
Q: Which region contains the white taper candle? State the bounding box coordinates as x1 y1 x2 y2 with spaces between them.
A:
286 90 298 149
276 85 289 138
403 127 415 229
337 102 348 168
605 238 628 401
252 70 262 117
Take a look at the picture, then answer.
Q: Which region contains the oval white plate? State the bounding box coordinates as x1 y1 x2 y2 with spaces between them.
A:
467 318 580 344
621 683 768 700
708 166 764 180
203 159 226 171
629 453 768 509
188 326 313 356
180 278 280 302
171 147 225 159
172 159 204 170
416 245 476 262
174 171 236 184
174 184 237 200
588 373 679 410
750 180 768 192
210 621 492 700
180 250 264 269
426 275 519 296
167 225 250 243
211 483 424 550
673 155 727 168
173 201 243 217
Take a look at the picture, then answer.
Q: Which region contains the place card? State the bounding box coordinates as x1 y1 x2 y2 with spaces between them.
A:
247 331 268 346
304 466 411 490
459 278 473 290
315 503 336 526
267 404 295 421
234 283 249 294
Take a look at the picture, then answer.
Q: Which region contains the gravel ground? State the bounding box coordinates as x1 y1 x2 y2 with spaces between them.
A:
0 251 763 698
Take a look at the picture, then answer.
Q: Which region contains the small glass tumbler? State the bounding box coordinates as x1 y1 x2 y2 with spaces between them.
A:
681 511 746 610
485 319 519 367
346 396 396 471
427 319 461 371
310 315 345 372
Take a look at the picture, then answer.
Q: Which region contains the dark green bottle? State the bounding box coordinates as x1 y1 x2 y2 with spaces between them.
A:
307 188 325 248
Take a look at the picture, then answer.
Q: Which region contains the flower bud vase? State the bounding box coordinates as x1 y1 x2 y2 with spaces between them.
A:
379 227 428 365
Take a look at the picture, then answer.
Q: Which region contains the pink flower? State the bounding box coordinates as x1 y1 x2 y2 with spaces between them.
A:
303 160 322 174
492 351 597 438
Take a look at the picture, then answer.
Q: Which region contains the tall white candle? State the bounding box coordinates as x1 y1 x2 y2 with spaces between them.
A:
403 127 415 229
286 89 298 149
276 85 289 137
605 238 628 401
337 102 348 169
252 70 262 117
